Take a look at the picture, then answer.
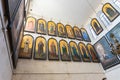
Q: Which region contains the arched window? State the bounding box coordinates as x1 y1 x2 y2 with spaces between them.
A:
113 0 120 8
102 3 119 22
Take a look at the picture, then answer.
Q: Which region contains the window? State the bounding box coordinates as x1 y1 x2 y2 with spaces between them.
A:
99 13 110 27
113 0 120 8
90 26 97 39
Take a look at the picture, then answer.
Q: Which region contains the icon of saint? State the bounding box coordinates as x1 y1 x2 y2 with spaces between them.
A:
82 31 89 41
71 45 79 58
68 29 73 37
106 7 116 18
50 42 56 56
23 39 30 53
75 30 81 38
93 22 101 33
89 48 97 60
26 21 34 31
49 24 55 33
81 46 89 59
38 41 44 56
39 22 44 32
59 26 65 36
62 44 68 56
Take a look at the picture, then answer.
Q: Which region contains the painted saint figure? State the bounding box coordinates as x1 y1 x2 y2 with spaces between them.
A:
106 8 116 18
68 29 73 37
82 31 89 41
39 22 44 32
49 24 55 33
89 48 97 60
38 41 44 56
82 47 89 59
59 26 65 36
93 22 101 33
75 30 81 38
62 44 68 56
27 21 34 31
71 45 79 58
23 39 30 53
50 42 56 56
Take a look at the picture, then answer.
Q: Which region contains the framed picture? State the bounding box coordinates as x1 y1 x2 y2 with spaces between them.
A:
87 43 99 62
9 0 24 52
78 42 91 62
102 3 119 22
57 23 66 38
5 0 21 22
91 18 103 35
48 21 56 36
19 34 33 59
65 25 75 39
59 39 71 61
34 36 47 60
73 26 83 40
24 17 36 32
69 41 81 61
94 37 119 70
106 23 120 56
37 19 47 34
80 28 91 42
48 38 59 60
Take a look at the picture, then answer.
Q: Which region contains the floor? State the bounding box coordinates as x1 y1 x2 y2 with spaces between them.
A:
12 59 105 80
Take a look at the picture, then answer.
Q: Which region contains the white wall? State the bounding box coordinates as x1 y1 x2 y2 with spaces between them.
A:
13 59 105 80
0 30 12 80
28 0 102 27
0 0 13 80
105 64 120 80
0 19 12 80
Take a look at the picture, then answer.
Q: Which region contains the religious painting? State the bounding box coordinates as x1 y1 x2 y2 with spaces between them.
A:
102 3 119 22
19 34 33 59
94 37 119 70
34 36 47 60
80 28 91 42
57 23 66 38
37 19 47 34
69 41 81 61
106 23 120 56
73 26 83 40
59 40 71 61
48 38 59 60
87 43 99 62
78 42 91 62
48 21 56 36
24 17 36 32
65 25 75 39
91 18 103 35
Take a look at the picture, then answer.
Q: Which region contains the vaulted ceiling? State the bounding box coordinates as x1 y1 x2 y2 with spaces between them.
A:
29 0 103 27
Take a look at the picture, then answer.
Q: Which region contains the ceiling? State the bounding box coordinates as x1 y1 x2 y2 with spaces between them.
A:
28 0 103 27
